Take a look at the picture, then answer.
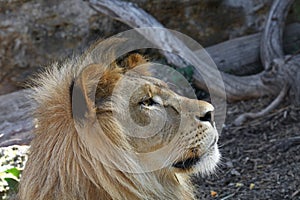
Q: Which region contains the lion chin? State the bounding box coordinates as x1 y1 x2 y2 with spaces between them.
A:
17 40 220 200
173 143 220 175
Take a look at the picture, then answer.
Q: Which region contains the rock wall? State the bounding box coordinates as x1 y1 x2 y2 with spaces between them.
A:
1 0 299 95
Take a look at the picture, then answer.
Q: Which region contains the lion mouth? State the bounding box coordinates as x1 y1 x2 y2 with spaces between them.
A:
172 156 201 169
173 137 218 170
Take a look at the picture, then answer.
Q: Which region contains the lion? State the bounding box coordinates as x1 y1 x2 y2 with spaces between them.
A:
17 39 220 200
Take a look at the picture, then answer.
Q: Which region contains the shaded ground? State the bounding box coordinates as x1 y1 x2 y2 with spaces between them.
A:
193 97 300 200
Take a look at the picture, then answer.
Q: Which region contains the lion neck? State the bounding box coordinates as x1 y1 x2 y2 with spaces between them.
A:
74 123 195 200
24 123 195 200
87 165 195 200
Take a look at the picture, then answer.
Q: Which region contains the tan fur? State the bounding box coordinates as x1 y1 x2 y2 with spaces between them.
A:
18 40 220 200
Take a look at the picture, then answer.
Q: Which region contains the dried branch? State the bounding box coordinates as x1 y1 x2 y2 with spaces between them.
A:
234 0 299 125
260 0 294 69
233 85 288 126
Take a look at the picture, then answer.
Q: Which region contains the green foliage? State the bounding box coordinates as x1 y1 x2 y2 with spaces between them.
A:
154 58 194 83
0 167 21 199
4 178 19 194
176 65 194 82
292 1 300 21
5 168 21 179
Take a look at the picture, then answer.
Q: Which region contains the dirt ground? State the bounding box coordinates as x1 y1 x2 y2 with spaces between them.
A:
193 97 300 200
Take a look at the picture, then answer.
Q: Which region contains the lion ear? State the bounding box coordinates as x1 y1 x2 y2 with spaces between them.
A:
122 53 150 75
71 64 100 124
123 53 147 69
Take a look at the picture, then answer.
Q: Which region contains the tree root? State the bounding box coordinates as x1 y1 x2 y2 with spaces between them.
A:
233 85 289 126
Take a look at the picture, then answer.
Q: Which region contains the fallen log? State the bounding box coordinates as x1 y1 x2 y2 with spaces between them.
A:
206 22 300 75
0 89 35 147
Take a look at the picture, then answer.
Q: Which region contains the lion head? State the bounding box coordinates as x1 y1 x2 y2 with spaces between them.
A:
18 42 220 200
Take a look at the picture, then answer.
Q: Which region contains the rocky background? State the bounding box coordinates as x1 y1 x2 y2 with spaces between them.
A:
2 0 298 95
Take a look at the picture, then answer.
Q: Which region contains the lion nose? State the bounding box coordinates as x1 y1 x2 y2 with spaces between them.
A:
195 110 214 126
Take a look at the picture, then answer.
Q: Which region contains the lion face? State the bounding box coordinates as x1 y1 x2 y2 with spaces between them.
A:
72 53 219 175
100 65 220 175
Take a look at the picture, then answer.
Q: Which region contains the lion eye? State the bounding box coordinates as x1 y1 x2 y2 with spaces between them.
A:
139 95 162 107
140 98 157 107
